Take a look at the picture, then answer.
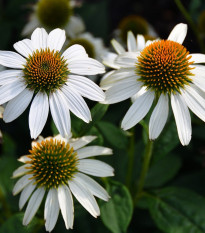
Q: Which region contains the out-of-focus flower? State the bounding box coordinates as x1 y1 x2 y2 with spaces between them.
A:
102 23 205 146
0 28 105 139
22 0 85 38
12 134 113 232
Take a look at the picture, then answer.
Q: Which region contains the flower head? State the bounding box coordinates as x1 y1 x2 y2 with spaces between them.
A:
102 23 205 145
0 28 105 139
12 135 114 232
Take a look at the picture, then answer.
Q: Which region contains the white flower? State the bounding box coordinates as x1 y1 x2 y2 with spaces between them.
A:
0 28 105 139
22 0 85 38
102 23 205 146
101 31 146 90
12 134 114 232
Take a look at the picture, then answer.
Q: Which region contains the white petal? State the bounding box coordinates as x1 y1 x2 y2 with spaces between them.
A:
122 91 155 130
13 174 33 195
102 52 120 69
29 92 49 139
68 58 105 75
62 45 88 63
171 92 191 146
65 15 85 38
190 54 205 64
167 23 187 44
77 146 112 159
111 39 126 54
136 35 146 51
69 136 97 150
78 159 114 177
0 51 26 68
74 173 109 201
68 179 100 217
0 70 23 85
18 155 31 163
0 80 26 105
31 28 48 50
61 85 91 123
149 94 169 140
12 164 30 178
21 14 39 36
19 182 36 210
14 39 34 58
115 52 138 68
47 28 65 52
181 85 205 122
191 66 205 92
44 189 60 232
104 78 142 104
4 88 34 122
58 185 74 229
23 187 45 225
67 75 105 101
49 90 71 137
127 31 137 52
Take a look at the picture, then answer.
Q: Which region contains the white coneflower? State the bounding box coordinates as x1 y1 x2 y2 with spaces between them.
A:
0 28 105 139
103 23 205 146
12 134 114 232
22 0 85 38
101 31 146 90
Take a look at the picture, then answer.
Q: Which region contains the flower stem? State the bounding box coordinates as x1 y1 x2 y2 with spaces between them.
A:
175 0 205 53
126 128 135 189
134 139 154 205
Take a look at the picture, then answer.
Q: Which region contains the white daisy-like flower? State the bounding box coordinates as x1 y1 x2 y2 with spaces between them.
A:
0 28 105 139
101 31 146 90
22 0 85 38
12 134 114 232
102 23 205 146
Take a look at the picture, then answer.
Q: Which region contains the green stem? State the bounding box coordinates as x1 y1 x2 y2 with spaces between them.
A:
175 0 205 53
126 128 135 189
134 139 153 205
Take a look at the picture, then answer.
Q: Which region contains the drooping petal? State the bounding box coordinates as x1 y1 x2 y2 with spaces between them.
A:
12 164 30 178
103 78 142 104
13 174 33 195
31 28 48 50
29 92 49 139
62 45 88 63
171 92 191 146
111 39 126 54
121 91 155 130
0 51 26 68
189 54 205 64
61 85 91 123
115 52 138 68
149 94 169 140
18 155 31 163
44 188 60 232
49 90 71 137
68 58 105 75
191 65 205 92
69 136 97 150
127 31 137 52
78 159 114 177
47 28 66 52
19 182 36 210
65 15 85 38
0 80 26 105
74 173 109 201
4 88 34 122
0 70 23 85
23 187 45 225
66 75 105 101
14 39 34 58
58 185 74 229
68 179 100 218
167 23 187 44
77 146 112 159
102 52 120 69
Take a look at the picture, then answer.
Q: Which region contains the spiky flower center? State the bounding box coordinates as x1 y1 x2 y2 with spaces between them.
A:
23 48 69 94
136 40 194 94
68 38 95 58
26 139 78 189
37 0 72 29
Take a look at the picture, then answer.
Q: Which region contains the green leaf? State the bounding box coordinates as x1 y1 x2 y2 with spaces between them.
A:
0 213 42 233
97 121 128 149
145 187 205 233
145 154 182 188
100 180 133 233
